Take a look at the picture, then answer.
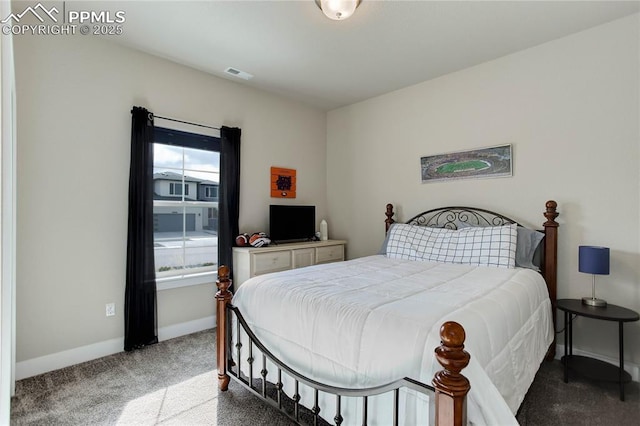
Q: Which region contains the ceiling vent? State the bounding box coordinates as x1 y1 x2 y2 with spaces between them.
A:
224 67 253 80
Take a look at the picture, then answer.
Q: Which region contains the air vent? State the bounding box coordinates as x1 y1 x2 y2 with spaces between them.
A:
224 67 253 80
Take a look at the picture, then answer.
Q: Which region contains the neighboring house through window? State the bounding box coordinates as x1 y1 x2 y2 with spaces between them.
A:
153 126 220 288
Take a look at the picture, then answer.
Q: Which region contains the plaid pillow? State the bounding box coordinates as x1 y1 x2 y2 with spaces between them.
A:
385 223 517 268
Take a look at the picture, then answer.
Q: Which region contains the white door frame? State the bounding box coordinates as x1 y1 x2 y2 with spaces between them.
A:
1 0 17 422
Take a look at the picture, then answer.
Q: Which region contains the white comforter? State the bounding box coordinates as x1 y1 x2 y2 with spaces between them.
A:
233 255 553 425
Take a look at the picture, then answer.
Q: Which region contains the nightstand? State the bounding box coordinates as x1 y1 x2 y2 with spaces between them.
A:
557 298 639 401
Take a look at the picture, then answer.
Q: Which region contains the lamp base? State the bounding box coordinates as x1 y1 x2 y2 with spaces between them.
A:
582 297 607 307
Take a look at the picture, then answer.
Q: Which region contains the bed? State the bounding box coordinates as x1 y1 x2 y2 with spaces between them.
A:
215 200 559 425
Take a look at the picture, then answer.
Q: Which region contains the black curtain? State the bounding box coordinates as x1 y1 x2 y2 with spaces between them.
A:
124 107 158 351
218 126 241 286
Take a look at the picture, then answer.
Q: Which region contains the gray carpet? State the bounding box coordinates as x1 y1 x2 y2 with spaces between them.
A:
10 329 639 425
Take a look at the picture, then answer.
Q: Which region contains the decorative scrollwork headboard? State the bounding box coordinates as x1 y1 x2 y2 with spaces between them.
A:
405 206 521 230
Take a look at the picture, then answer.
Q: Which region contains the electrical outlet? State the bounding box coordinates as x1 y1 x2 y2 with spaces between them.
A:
106 303 116 317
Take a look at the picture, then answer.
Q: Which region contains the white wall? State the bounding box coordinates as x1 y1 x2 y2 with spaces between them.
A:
327 15 640 366
13 34 326 372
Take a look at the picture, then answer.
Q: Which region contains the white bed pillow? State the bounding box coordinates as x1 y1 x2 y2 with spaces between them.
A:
385 223 517 268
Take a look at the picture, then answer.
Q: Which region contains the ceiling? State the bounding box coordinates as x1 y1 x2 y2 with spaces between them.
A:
84 1 639 110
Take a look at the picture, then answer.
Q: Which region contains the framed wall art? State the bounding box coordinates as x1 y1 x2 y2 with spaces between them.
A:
420 144 512 183
271 167 296 198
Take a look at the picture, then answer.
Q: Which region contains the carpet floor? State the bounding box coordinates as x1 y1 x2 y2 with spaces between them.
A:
10 329 639 425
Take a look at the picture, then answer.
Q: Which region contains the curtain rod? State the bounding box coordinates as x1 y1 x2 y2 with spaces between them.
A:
154 115 220 131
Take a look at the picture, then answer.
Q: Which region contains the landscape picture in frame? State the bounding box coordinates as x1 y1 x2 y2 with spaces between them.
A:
420 144 512 183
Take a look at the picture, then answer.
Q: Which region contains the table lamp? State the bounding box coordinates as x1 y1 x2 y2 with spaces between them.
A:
578 245 609 307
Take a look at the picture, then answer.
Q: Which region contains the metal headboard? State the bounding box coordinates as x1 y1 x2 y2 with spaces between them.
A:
405 206 522 230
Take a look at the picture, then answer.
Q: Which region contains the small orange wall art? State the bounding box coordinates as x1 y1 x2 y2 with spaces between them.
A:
271 167 296 198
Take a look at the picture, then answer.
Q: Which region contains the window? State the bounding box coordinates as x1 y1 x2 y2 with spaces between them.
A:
169 182 189 196
205 186 217 198
153 127 220 286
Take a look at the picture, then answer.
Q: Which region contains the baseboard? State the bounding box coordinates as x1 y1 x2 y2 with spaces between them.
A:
15 315 215 381
555 343 640 382
157 316 215 341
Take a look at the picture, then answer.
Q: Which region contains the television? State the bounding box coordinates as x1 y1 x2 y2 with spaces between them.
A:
269 205 316 243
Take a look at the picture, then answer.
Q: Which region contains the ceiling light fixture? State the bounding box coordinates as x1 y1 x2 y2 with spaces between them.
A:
315 0 361 21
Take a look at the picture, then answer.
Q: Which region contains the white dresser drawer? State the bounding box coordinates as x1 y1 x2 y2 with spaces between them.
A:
252 251 291 275
292 248 315 268
316 244 344 264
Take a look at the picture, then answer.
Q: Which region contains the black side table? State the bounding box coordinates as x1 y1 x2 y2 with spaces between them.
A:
557 298 639 401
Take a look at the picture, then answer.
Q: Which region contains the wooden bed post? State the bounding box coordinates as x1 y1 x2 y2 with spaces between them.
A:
433 321 471 426
385 203 395 233
543 200 559 359
216 265 233 391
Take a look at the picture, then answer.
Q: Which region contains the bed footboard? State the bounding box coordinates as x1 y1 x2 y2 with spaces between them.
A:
215 266 471 426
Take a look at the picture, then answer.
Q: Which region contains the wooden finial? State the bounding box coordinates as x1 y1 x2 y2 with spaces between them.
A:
385 203 395 233
216 265 231 294
432 321 470 426
543 200 559 227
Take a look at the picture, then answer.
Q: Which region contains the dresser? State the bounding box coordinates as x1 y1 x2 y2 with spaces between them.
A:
232 240 346 288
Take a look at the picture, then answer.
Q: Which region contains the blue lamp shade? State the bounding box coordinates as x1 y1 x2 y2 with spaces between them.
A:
578 246 610 275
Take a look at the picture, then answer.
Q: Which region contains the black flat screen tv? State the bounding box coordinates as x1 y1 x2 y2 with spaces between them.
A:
269 205 315 243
